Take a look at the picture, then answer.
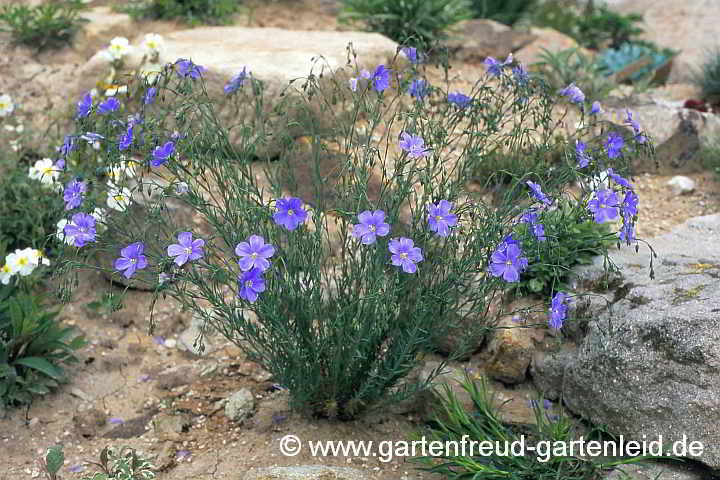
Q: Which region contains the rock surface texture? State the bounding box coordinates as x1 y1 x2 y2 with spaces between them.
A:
534 214 720 469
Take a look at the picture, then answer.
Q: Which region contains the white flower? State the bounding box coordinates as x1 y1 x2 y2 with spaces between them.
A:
91 207 107 232
11 248 49 276
141 63 162 84
105 85 128 97
105 36 132 61
143 33 164 54
0 94 14 117
107 160 136 184
107 183 132 211
1 261 16 284
28 158 59 186
56 219 75 246
9 139 21 152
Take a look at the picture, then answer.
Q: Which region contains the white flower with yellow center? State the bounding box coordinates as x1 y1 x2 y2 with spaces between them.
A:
12 248 49 276
1 259 16 284
107 182 132 212
105 85 128 97
0 94 14 117
141 63 163 84
91 207 107 233
107 160 136 184
143 33 164 54
28 158 59 186
105 36 132 61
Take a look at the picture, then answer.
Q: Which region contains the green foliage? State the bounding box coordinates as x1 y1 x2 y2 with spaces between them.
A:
0 149 64 255
699 137 720 178
532 1 644 50
468 0 536 26
78 445 156 480
39 445 64 480
339 0 472 48
0 286 85 408
121 0 240 25
514 202 615 295
596 43 676 84
532 48 616 101
0 0 88 49
417 373 663 479
693 49 720 106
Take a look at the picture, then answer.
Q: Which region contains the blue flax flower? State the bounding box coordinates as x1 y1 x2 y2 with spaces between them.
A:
118 124 133 151
526 180 552 206
388 237 423 274
427 200 457 237
619 221 636 244
60 135 77 157
402 47 420 64
97 97 119 115
520 210 546 242
167 231 205 266
605 131 625 159
235 235 275 271
399 132 430 158
588 189 619 223
63 179 87 210
560 83 585 105
273 197 308 231
549 292 571 330
408 78 428 100
64 213 97 247
448 92 472 108
152 141 175 167
175 58 205 79
114 242 148 279
372 65 391 92
607 168 633 190
575 140 591 168
76 92 92 119
622 190 638 217
590 101 602 115
144 87 157 105
489 243 528 282
352 210 390 245
484 54 512 77
237 267 265 303
224 66 250 94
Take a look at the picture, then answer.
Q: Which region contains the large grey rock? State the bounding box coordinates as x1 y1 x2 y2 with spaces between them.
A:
602 97 720 173
548 214 720 469
514 27 582 65
244 466 371 480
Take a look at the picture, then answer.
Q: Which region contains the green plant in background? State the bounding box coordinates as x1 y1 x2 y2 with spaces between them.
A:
0 0 88 50
468 0 536 26
417 374 663 479
595 43 676 85
120 0 240 25
339 0 472 49
532 48 616 101
531 1 644 50
693 49 720 107
513 202 615 295
78 445 156 480
699 137 720 179
0 285 86 408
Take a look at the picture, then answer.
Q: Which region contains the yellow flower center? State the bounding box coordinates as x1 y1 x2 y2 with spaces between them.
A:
369 224 376 232
400 252 408 259
435 215 442 221
18 258 28 266
2 265 10 273
251 252 257 259
114 194 125 202
130 258 137 264
245 280 253 288
184 247 192 255
599 203 606 209
42 166 52 175
287 209 294 216
506 260 512 265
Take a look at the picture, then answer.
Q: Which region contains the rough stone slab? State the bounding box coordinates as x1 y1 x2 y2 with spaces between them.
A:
81 27 397 95
550 214 720 469
243 466 371 480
